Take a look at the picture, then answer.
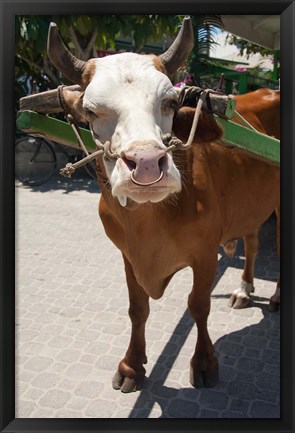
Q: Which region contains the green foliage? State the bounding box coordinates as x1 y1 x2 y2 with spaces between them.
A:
15 14 222 109
15 15 184 101
188 15 224 82
226 34 273 58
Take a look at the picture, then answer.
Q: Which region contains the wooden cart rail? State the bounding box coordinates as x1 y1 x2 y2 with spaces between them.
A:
16 110 280 166
216 116 280 166
16 110 96 152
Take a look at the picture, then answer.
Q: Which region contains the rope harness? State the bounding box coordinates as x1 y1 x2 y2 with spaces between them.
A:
59 87 214 178
59 86 255 178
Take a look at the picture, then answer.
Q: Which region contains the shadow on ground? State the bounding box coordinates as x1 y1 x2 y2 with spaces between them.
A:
126 304 279 418
15 173 100 194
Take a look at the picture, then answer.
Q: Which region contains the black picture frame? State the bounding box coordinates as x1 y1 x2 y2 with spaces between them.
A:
1 1 294 432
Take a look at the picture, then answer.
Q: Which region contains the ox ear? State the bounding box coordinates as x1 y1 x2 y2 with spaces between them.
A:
172 107 223 143
60 86 87 123
47 22 86 85
159 16 194 76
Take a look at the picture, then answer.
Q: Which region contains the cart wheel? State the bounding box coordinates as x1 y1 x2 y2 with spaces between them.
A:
83 159 97 180
15 136 56 186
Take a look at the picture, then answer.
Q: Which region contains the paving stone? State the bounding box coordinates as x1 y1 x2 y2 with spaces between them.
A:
221 410 248 418
94 355 119 371
236 357 264 373
199 389 229 411
48 336 73 349
255 388 278 403
261 349 280 365
23 356 53 372
67 396 90 411
16 400 38 417
55 349 81 363
166 399 200 418
235 371 255 383
217 341 245 357
64 363 93 379
242 334 268 349
74 380 104 399
150 381 179 398
243 347 261 359
255 372 280 392
229 398 249 413
54 409 82 418
249 400 280 418
199 409 222 418
39 389 72 410
21 386 46 402
85 398 120 417
227 380 258 400
15 177 280 419
31 372 61 389
31 407 55 418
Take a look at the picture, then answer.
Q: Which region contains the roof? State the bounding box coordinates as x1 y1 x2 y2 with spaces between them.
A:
220 15 280 50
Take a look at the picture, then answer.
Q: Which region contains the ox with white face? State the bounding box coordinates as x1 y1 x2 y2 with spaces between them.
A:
47 18 194 207
83 53 181 207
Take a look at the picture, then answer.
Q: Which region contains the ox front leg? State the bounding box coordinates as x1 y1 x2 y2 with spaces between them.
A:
188 254 219 388
228 230 259 309
112 255 149 393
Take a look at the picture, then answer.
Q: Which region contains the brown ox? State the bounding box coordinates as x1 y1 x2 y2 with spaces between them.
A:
46 18 280 391
225 88 280 309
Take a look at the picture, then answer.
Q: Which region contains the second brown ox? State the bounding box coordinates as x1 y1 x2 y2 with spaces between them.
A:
46 17 280 392
226 88 280 310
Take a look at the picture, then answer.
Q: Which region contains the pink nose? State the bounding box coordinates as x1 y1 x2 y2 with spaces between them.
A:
123 147 168 185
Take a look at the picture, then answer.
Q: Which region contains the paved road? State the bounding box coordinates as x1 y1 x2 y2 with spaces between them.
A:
15 173 280 419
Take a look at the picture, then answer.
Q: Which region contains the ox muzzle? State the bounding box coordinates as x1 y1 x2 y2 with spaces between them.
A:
122 146 167 187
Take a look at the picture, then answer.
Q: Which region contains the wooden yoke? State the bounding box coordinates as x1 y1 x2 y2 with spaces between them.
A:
19 85 82 114
18 86 280 166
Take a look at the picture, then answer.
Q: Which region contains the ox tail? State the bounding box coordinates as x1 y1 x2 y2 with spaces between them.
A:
222 240 238 258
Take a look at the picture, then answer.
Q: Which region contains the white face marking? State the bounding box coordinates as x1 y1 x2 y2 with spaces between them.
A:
83 52 181 205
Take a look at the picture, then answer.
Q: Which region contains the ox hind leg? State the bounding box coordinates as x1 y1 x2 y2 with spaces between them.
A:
112 254 149 393
228 230 259 309
189 252 219 388
269 205 280 312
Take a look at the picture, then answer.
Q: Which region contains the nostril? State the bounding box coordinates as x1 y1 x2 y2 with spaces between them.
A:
122 157 137 171
158 154 168 172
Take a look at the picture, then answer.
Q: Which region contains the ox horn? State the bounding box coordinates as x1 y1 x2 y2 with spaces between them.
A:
159 16 194 75
47 22 86 84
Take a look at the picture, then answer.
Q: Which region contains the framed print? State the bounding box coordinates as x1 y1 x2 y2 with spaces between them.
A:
0 1 294 432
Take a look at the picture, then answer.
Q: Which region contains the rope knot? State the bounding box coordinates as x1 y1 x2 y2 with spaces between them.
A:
58 84 220 178
60 163 76 178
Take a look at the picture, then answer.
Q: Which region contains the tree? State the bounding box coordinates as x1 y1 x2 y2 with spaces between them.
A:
15 15 223 104
16 15 183 96
225 34 280 81
226 34 273 58
187 15 224 84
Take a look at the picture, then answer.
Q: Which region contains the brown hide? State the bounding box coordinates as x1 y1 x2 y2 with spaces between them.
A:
228 88 280 309
60 85 280 389
46 20 279 391
98 106 279 298
98 98 279 389
233 88 280 139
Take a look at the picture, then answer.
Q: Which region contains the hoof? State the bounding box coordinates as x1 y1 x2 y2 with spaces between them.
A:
112 370 144 393
228 293 250 309
228 282 254 309
189 358 219 388
268 299 280 312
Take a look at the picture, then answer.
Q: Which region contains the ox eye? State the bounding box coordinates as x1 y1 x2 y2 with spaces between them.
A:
85 108 98 119
171 100 179 110
162 99 179 113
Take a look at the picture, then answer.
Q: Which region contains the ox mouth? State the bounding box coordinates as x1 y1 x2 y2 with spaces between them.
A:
118 187 169 205
110 153 182 207
130 169 164 186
